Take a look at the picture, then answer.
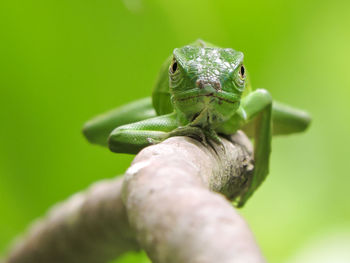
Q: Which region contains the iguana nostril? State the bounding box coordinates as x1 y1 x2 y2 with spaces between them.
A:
196 79 204 89
196 79 222 91
214 81 222 91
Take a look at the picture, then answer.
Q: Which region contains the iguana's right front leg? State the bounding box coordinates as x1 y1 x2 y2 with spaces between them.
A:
108 113 179 154
108 112 217 154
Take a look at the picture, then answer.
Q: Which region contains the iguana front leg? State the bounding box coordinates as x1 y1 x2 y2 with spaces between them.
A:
233 89 273 207
108 113 179 154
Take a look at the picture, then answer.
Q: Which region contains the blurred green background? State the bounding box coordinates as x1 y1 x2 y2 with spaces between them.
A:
1 0 349 262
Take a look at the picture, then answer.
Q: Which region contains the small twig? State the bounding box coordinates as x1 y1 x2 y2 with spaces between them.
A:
3 132 265 263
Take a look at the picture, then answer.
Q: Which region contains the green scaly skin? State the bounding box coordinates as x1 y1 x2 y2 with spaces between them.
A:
82 40 311 207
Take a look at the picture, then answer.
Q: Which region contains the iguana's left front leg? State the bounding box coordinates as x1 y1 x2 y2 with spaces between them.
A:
235 89 273 207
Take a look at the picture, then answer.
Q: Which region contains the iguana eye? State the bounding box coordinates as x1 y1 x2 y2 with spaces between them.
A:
239 65 245 79
170 59 178 74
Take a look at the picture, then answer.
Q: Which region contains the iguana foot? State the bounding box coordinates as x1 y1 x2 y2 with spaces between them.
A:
167 125 208 145
204 129 225 153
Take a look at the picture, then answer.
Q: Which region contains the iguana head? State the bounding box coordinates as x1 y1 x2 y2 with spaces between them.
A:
169 45 246 127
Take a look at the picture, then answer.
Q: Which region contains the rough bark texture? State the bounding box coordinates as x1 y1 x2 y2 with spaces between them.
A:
123 132 264 263
3 178 140 263
3 132 265 263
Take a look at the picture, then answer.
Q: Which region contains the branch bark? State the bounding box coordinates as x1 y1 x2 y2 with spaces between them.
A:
3 132 265 263
3 178 140 263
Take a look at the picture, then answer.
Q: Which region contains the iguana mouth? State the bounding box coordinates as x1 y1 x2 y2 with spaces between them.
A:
175 93 237 104
172 88 240 104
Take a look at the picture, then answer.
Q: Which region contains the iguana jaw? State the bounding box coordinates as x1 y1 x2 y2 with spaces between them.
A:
171 90 240 127
172 88 240 104
175 93 236 104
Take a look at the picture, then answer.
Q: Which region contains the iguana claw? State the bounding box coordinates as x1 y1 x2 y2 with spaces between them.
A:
167 125 208 145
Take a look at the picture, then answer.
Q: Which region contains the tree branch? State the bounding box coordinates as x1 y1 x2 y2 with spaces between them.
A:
3 178 140 263
123 132 264 263
3 132 265 263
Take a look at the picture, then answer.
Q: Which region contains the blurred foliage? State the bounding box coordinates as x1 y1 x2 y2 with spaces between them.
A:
0 0 349 262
